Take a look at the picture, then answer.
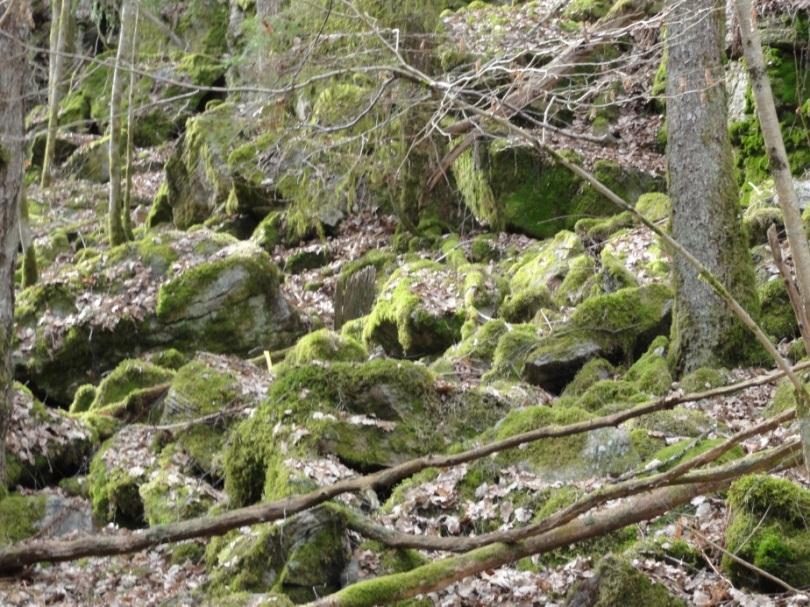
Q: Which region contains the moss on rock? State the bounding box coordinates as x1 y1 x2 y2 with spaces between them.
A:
207 507 349 602
565 554 685 606
286 329 367 365
89 359 175 411
0 494 47 546
363 261 468 357
723 475 810 590
759 278 798 341
156 242 306 354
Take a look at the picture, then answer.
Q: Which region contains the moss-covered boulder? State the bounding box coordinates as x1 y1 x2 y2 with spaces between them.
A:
56 49 225 150
565 554 685 606
139 447 224 526
624 336 673 396
364 261 489 357
155 240 306 355
60 136 115 182
506 231 585 302
161 102 256 228
723 475 810 590
485 405 642 480
87 358 175 412
207 506 350 603
524 284 673 393
87 426 159 527
14 230 305 404
5 383 94 489
455 142 659 239
161 353 272 477
286 329 367 365
0 493 47 546
759 277 799 341
224 359 509 506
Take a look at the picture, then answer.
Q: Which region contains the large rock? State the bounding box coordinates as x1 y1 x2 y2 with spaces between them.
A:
160 353 273 477
523 284 673 393
723 475 810 591
224 359 511 506
5 383 94 489
14 229 306 404
566 554 685 607
0 492 92 546
364 260 500 358
486 405 643 481
454 143 660 239
207 506 350 603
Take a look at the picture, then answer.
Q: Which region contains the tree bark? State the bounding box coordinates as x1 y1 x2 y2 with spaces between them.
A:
666 0 756 373
18 191 37 288
122 4 141 241
40 0 71 188
108 0 138 246
0 0 28 489
735 0 810 473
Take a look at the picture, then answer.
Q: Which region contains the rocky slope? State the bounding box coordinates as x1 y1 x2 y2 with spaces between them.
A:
2 1 810 605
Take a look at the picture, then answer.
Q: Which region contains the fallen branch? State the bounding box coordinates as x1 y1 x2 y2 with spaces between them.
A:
687 525 802 594
308 443 799 607
336 410 796 553
0 363 800 571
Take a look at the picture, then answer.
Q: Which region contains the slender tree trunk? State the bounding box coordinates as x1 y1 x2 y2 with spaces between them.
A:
0 0 29 490
108 0 137 246
735 0 810 473
666 0 757 373
122 5 141 241
18 191 37 288
40 0 71 188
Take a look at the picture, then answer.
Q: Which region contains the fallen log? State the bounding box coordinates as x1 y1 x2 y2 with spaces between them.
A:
0 363 803 572
308 442 801 607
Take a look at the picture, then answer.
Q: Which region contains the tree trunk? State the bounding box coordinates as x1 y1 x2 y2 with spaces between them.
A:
666 0 757 373
0 0 29 489
108 0 137 246
122 4 141 241
40 0 71 188
18 191 37 288
734 0 810 473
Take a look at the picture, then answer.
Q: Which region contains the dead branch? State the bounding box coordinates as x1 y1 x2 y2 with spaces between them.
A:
687 525 801 594
767 224 810 352
335 410 796 553
426 3 662 190
308 443 799 607
0 364 801 572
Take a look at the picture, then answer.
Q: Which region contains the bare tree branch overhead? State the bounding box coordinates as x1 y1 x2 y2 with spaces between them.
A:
1 1 810 605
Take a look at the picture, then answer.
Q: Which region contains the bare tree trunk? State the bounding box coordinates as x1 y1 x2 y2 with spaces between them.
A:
18 191 37 288
0 0 29 490
40 0 71 188
122 4 141 241
666 0 757 373
735 0 810 473
108 0 137 246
